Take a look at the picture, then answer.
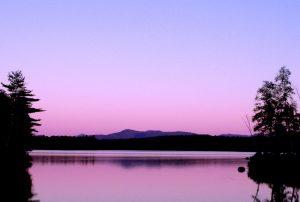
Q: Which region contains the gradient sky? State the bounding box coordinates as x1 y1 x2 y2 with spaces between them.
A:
1 1 300 136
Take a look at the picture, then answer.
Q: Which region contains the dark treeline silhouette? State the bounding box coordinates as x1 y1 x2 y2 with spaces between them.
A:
0 71 42 202
0 71 43 153
30 134 300 152
0 152 36 202
253 66 300 142
246 67 300 202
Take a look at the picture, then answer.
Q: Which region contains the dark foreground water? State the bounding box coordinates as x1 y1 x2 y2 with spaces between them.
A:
29 151 271 202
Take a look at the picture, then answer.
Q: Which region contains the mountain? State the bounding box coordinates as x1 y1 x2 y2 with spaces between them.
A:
95 129 198 140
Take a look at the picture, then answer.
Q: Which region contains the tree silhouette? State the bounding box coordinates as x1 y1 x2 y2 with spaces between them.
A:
1 70 43 152
0 90 12 150
253 81 277 135
0 71 41 201
253 67 300 136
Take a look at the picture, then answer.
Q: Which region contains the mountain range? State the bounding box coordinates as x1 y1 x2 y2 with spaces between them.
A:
94 129 200 140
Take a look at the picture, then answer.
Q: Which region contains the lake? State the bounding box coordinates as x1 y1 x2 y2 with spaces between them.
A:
29 151 271 202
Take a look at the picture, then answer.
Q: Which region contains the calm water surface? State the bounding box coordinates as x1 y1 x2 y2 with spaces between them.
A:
29 151 271 202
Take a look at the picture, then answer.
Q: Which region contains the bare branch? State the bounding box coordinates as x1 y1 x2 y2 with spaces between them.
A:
243 114 253 136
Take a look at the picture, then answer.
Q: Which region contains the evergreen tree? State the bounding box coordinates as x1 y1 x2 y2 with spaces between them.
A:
1 71 43 151
253 67 300 136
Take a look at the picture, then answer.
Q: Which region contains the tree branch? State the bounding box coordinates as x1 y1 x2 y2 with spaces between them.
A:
243 114 253 136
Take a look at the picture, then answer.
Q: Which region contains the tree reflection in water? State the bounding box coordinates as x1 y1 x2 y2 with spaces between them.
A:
248 153 300 202
1 151 37 202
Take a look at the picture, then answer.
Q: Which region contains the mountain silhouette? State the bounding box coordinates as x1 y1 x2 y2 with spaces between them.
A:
94 129 198 140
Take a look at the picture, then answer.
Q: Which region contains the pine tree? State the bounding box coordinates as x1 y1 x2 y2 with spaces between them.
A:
2 71 43 151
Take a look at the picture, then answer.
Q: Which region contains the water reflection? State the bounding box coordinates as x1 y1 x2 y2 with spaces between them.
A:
29 151 257 202
251 184 299 202
248 153 300 202
1 152 36 202
31 151 249 168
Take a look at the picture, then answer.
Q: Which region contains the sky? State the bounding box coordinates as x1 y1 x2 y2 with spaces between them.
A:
1 0 300 136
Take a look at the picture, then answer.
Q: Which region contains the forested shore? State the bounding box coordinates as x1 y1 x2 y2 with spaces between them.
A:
31 134 300 152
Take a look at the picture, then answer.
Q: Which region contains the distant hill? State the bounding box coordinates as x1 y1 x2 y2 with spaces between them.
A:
95 129 198 140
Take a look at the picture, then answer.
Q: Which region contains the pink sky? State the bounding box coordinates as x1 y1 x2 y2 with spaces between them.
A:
1 1 300 135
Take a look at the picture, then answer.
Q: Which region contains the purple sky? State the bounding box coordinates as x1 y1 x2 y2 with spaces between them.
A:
1 1 300 136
